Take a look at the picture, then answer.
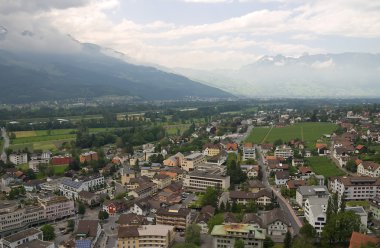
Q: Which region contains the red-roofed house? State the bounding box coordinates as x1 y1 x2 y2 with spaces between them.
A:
349 232 379 248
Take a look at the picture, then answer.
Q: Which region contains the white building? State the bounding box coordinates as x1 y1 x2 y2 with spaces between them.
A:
0 228 53 248
296 186 329 207
329 176 380 202
9 153 28 165
304 197 328 235
346 206 368 231
60 176 105 199
274 145 293 159
181 153 206 171
183 169 230 192
357 161 380 178
243 143 256 161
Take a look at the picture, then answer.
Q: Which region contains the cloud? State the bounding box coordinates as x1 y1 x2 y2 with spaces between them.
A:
183 0 232 3
0 0 91 14
311 59 335 69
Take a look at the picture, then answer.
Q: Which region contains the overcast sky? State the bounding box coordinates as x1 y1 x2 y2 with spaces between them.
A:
1 0 380 69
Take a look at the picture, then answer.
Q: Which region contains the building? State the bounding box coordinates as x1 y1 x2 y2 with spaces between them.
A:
274 145 293 159
329 176 380 202
203 143 222 157
229 189 273 206
128 182 157 200
76 220 101 247
296 186 329 207
242 143 256 161
349 232 380 248
346 206 368 231
103 200 127 216
118 213 147 226
121 167 136 185
183 169 230 192
274 171 289 185
196 205 215 234
181 153 206 171
38 195 75 221
369 196 380 220
79 151 98 164
0 228 53 248
51 155 72 166
78 191 101 206
9 153 28 165
357 161 380 177
211 224 266 248
152 174 172 190
260 208 291 236
304 197 328 235
155 205 191 231
163 152 184 167
117 225 175 248
60 176 105 199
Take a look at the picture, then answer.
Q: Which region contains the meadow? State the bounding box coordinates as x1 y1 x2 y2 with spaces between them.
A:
246 122 337 145
306 156 346 178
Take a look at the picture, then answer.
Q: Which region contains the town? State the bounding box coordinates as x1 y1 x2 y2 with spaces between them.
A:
0 100 380 248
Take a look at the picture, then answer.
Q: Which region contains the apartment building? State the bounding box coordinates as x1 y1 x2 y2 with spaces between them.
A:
329 176 380 201
357 161 380 177
370 196 380 221
9 153 28 165
296 186 329 207
156 205 191 231
38 196 75 221
60 176 105 199
181 153 206 171
121 167 136 185
117 225 175 248
304 197 328 235
183 169 230 192
0 201 45 238
0 228 53 248
51 154 72 166
274 145 294 159
203 144 222 157
243 143 256 161
128 182 157 200
152 174 172 189
211 224 266 248
229 189 273 206
79 151 98 164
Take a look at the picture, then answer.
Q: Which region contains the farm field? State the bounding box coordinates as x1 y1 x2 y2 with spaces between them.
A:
164 124 190 136
53 165 68 175
246 122 337 145
10 139 72 152
306 156 345 178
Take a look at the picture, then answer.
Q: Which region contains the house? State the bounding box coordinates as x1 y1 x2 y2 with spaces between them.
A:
296 186 329 207
103 199 127 216
210 224 266 248
225 143 238 153
298 166 315 179
304 197 328 235
268 162 289 173
117 225 175 248
247 180 266 193
286 179 306 190
159 167 185 181
78 191 101 206
152 174 172 190
203 143 222 157
196 205 216 234
305 150 312 157
274 145 293 159
315 143 329 156
274 171 289 185
163 152 184 167
369 196 380 220
349 232 380 248
0 228 53 248
229 189 272 206
128 182 157 200
130 200 150 216
357 161 380 177
260 208 291 236
118 213 147 226
261 143 274 154
292 158 304 167
121 167 136 185
79 151 98 164
355 145 367 154
76 220 101 246
51 154 72 165
242 143 256 161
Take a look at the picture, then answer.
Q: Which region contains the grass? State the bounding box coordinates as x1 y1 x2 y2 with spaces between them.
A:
53 165 68 175
10 139 72 152
12 134 76 145
16 163 29 171
306 156 345 178
246 122 337 146
346 201 370 209
164 124 190 136
14 131 37 138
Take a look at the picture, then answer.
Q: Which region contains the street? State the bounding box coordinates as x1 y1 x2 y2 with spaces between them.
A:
1 127 9 163
256 145 303 235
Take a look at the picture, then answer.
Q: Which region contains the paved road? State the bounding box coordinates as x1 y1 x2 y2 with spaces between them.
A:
1 127 9 163
256 145 302 235
233 125 253 144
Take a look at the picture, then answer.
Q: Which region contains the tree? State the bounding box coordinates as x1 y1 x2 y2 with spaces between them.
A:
185 224 201 246
283 230 292 248
219 201 225 212
322 211 360 246
299 222 316 240
41 224 55 241
234 239 245 248
208 213 224 234
202 187 219 208
98 210 109 220
263 236 274 248
78 202 86 215
67 219 75 232
346 160 357 173
340 193 346 212
172 244 198 248
326 193 339 222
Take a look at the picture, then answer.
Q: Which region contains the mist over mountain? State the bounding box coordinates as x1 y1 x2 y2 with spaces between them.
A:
174 53 380 98
0 27 231 104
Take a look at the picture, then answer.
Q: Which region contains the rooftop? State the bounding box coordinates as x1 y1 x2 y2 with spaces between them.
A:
3 228 41 243
211 224 266 240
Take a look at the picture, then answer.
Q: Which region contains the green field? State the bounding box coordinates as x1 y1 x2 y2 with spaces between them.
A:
306 156 345 178
10 139 72 152
53 165 68 174
246 122 337 145
164 124 190 136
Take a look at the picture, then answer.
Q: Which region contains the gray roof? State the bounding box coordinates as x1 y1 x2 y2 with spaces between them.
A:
3 228 41 243
62 178 83 189
307 197 329 206
346 206 367 215
297 186 328 196
18 239 53 248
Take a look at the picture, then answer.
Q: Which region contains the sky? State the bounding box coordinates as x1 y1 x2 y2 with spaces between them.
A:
0 0 380 70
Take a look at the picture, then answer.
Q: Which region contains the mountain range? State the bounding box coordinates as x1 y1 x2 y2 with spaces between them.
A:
174 53 380 98
0 27 231 104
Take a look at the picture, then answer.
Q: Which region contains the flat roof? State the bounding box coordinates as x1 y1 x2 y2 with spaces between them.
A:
3 228 41 243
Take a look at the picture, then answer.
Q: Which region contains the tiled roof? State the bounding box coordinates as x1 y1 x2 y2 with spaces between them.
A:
349 232 380 248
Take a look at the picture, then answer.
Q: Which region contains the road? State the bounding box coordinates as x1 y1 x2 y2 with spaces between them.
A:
1 127 9 163
233 125 253 144
256 145 303 235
